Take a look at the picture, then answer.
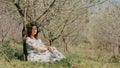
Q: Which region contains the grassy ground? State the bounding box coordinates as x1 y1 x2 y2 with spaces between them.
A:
0 42 120 68
0 55 120 68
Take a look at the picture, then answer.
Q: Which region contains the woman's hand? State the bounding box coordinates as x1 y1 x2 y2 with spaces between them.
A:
47 46 56 52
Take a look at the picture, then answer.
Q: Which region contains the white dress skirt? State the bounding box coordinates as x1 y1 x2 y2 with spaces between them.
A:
26 37 65 62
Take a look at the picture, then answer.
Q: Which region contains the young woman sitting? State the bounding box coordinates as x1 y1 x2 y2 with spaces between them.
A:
25 22 65 62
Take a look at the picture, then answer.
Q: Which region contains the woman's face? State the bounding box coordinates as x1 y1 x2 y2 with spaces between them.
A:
31 26 37 36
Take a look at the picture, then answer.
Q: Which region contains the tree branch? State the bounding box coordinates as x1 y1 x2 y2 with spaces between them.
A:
14 0 24 17
52 20 68 41
35 0 56 22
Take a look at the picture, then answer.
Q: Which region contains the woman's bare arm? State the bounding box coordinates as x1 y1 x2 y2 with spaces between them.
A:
33 45 56 52
33 46 48 51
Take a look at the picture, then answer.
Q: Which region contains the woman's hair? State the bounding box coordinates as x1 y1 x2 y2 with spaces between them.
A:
26 22 40 39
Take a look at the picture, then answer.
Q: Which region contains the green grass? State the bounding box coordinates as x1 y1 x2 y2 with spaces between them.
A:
0 42 120 68
0 55 120 68
0 54 81 68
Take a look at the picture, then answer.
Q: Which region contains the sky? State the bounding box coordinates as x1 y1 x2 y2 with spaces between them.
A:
89 0 120 13
114 0 120 2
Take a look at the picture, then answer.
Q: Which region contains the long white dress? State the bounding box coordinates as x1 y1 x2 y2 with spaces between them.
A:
26 37 65 62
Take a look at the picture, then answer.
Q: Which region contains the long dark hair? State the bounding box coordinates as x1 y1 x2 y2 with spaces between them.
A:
26 22 40 39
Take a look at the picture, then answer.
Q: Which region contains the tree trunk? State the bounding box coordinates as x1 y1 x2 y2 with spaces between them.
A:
112 44 120 55
22 28 27 61
22 8 28 61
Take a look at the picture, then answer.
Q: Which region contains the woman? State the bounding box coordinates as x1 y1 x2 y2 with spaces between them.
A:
26 22 65 62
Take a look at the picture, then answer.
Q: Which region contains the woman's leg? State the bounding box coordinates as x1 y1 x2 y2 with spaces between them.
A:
50 49 65 61
47 46 65 61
